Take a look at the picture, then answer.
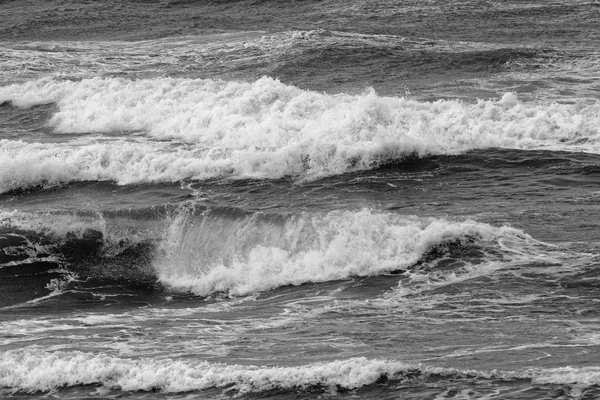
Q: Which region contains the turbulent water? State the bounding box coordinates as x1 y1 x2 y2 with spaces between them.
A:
1 1 600 399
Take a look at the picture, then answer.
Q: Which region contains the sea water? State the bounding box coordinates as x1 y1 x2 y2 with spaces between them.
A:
1 1 599 398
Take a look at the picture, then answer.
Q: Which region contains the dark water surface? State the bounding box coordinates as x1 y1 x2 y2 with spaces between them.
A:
1 1 599 398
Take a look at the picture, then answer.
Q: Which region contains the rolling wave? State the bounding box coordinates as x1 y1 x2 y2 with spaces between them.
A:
1 206 553 298
1 349 599 395
3 76 597 146
154 207 550 296
1 76 599 191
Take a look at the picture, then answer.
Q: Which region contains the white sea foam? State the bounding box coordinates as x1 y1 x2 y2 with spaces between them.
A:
1 77 599 191
1 349 598 394
530 366 600 386
0 350 409 393
154 208 542 296
0 209 107 238
0 137 272 193
2 77 598 147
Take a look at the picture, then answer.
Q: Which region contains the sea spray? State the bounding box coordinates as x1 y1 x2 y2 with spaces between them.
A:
154 207 548 296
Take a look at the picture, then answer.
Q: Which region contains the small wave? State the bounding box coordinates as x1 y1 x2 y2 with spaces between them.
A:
1 77 599 191
0 209 159 285
1 273 80 309
1 350 598 395
0 209 107 239
0 351 439 394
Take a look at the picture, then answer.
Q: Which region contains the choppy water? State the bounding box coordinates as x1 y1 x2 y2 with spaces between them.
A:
1 1 600 399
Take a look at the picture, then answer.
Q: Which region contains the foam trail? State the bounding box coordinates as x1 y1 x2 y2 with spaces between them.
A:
154 208 548 296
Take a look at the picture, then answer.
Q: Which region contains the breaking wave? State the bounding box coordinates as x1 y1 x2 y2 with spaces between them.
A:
1 349 599 395
1 206 553 298
153 207 550 296
1 76 599 192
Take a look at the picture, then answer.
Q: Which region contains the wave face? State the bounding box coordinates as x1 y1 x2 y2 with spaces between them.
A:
1 76 599 191
154 207 548 296
0 206 551 299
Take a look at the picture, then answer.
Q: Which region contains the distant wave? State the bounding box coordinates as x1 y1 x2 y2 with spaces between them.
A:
2 349 599 394
1 77 599 192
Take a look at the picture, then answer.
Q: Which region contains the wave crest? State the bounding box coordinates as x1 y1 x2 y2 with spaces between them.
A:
1 77 599 191
155 208 543 296
2 350 599 395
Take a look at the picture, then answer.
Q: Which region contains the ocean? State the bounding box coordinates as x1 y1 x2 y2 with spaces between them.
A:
0 1 599 398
